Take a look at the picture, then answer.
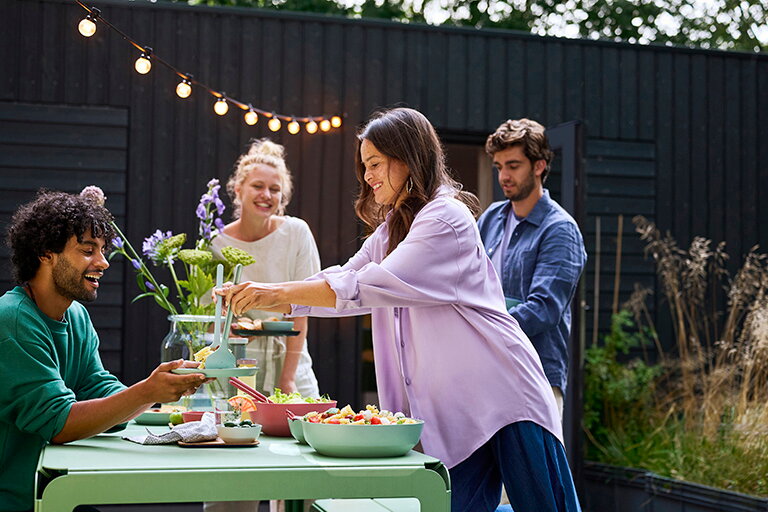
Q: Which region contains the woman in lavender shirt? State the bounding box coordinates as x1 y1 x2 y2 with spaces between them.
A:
218 108 581 512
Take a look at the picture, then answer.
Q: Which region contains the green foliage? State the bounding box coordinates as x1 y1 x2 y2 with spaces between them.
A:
164 0 764 52
583 311 662 462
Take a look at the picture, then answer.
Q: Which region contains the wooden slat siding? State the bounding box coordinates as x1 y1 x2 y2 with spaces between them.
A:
583 137 656 343
760 61 768 249
739 58 758 249
525 40 546 121
673 53 691 244
298 21 323 234
467 36 486 131
85 4 109 105
64 3 87 105
690 55 707 238
486 38 506 124
0 102 127 378
40 3 62 102
637 50 655 140
546 42 564 124
601 47 619 138
505 39 524 120
404 29 425 110
583 44 601 137
426 30 447 126
706 56 725 245
563 43 584 122
19 1 42 102
724 57 742 263
619 49 638 140
364 27 385 111
384 28 405 108
0 1 17 99
106 6 131 105
446 33 467 130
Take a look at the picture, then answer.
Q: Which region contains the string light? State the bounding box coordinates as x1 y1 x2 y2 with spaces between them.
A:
73 2 341 134
78 13 97 37
214 97 229 116
176 79 192 99
244 108 258 126
134 48 152 75
268 115 281 132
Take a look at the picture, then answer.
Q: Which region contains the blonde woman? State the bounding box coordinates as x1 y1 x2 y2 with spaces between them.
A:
212 138 320 398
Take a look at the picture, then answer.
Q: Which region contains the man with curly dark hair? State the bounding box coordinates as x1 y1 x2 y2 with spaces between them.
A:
0 190 207 512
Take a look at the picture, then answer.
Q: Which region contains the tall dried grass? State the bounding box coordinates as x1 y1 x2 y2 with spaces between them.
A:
627 215 768 444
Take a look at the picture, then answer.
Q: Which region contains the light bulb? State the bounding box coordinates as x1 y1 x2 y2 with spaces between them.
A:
214 98 229 116
305 121 318 134
287 120 300 135
78 16 96 37
330 115 342 128
135 54 151 74
268 117 281 132
244 110 258 126
176 80 192 99
319 119 331 132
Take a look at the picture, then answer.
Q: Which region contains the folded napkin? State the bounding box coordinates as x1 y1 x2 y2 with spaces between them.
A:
124 412 218 445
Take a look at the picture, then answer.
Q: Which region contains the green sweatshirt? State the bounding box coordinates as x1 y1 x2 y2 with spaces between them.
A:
0 287 126 511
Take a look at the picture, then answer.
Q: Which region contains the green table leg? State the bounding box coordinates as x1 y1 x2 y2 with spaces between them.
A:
285 499 305 512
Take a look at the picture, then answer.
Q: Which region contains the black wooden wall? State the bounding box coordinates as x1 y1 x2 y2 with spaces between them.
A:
1 0 766 406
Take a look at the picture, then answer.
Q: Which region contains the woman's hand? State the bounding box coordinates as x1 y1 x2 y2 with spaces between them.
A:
215 281 291 316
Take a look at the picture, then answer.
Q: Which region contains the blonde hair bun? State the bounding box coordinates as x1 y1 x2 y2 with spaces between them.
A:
248 138 285 160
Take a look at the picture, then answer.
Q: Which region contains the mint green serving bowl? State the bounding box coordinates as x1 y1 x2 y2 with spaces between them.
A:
302 420 424 458
288 418 308 444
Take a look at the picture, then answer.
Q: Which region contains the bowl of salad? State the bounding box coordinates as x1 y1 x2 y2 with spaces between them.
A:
250 388 336 437
302 405 423 457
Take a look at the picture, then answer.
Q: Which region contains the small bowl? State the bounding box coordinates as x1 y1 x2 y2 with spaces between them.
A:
250 401 337 436
288 417 308 444
261 321 295 331
134 409 171 426
303 420 424 458
216 424 262 444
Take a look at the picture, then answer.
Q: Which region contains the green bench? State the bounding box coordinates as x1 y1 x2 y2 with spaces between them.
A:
311 498 421 511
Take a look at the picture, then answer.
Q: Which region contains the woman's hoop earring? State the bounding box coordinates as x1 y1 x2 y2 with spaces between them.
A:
406 177 414 194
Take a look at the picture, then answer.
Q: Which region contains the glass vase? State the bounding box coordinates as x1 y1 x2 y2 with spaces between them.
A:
161 314 226 411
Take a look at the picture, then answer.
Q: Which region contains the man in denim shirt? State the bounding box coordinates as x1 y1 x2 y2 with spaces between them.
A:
477 118 586 417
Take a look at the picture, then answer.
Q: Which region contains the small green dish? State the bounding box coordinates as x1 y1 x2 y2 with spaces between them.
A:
288 417 308 444
261 321 295 331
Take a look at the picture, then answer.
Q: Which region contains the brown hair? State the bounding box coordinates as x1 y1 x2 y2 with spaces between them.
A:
226 138 294 218
354 107 480 255
485 118 554 182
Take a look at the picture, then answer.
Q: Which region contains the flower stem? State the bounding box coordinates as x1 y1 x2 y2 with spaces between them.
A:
111 221 178 316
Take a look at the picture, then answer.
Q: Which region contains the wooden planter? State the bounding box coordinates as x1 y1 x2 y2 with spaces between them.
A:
582 462 768 512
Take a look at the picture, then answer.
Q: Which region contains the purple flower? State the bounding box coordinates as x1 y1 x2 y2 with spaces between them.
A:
214 218 225 231
145 281 155 291
199 193 213 206
196 203 207 220
142 230 173 261
112 237 124 249
214 197 225 215
207 178 219 189
131 259 141 270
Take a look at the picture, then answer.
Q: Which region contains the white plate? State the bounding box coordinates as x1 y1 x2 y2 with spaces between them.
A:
171 367 258 378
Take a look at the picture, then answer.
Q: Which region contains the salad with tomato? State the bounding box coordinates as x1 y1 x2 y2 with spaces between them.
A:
303 404 419 425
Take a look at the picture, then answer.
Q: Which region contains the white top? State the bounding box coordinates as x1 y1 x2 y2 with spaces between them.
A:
211 216 321 396
490 207 521 279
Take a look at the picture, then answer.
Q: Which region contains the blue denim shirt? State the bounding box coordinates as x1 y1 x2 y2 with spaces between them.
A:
477 190 586 391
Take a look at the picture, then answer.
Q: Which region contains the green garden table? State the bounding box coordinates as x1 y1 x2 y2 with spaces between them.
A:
34 423 451 512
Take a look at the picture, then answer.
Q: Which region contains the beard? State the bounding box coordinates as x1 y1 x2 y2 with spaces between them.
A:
53 256 97 303
501 167 537 202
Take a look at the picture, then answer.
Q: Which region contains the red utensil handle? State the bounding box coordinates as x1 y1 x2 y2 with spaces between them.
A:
229 377 272 403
